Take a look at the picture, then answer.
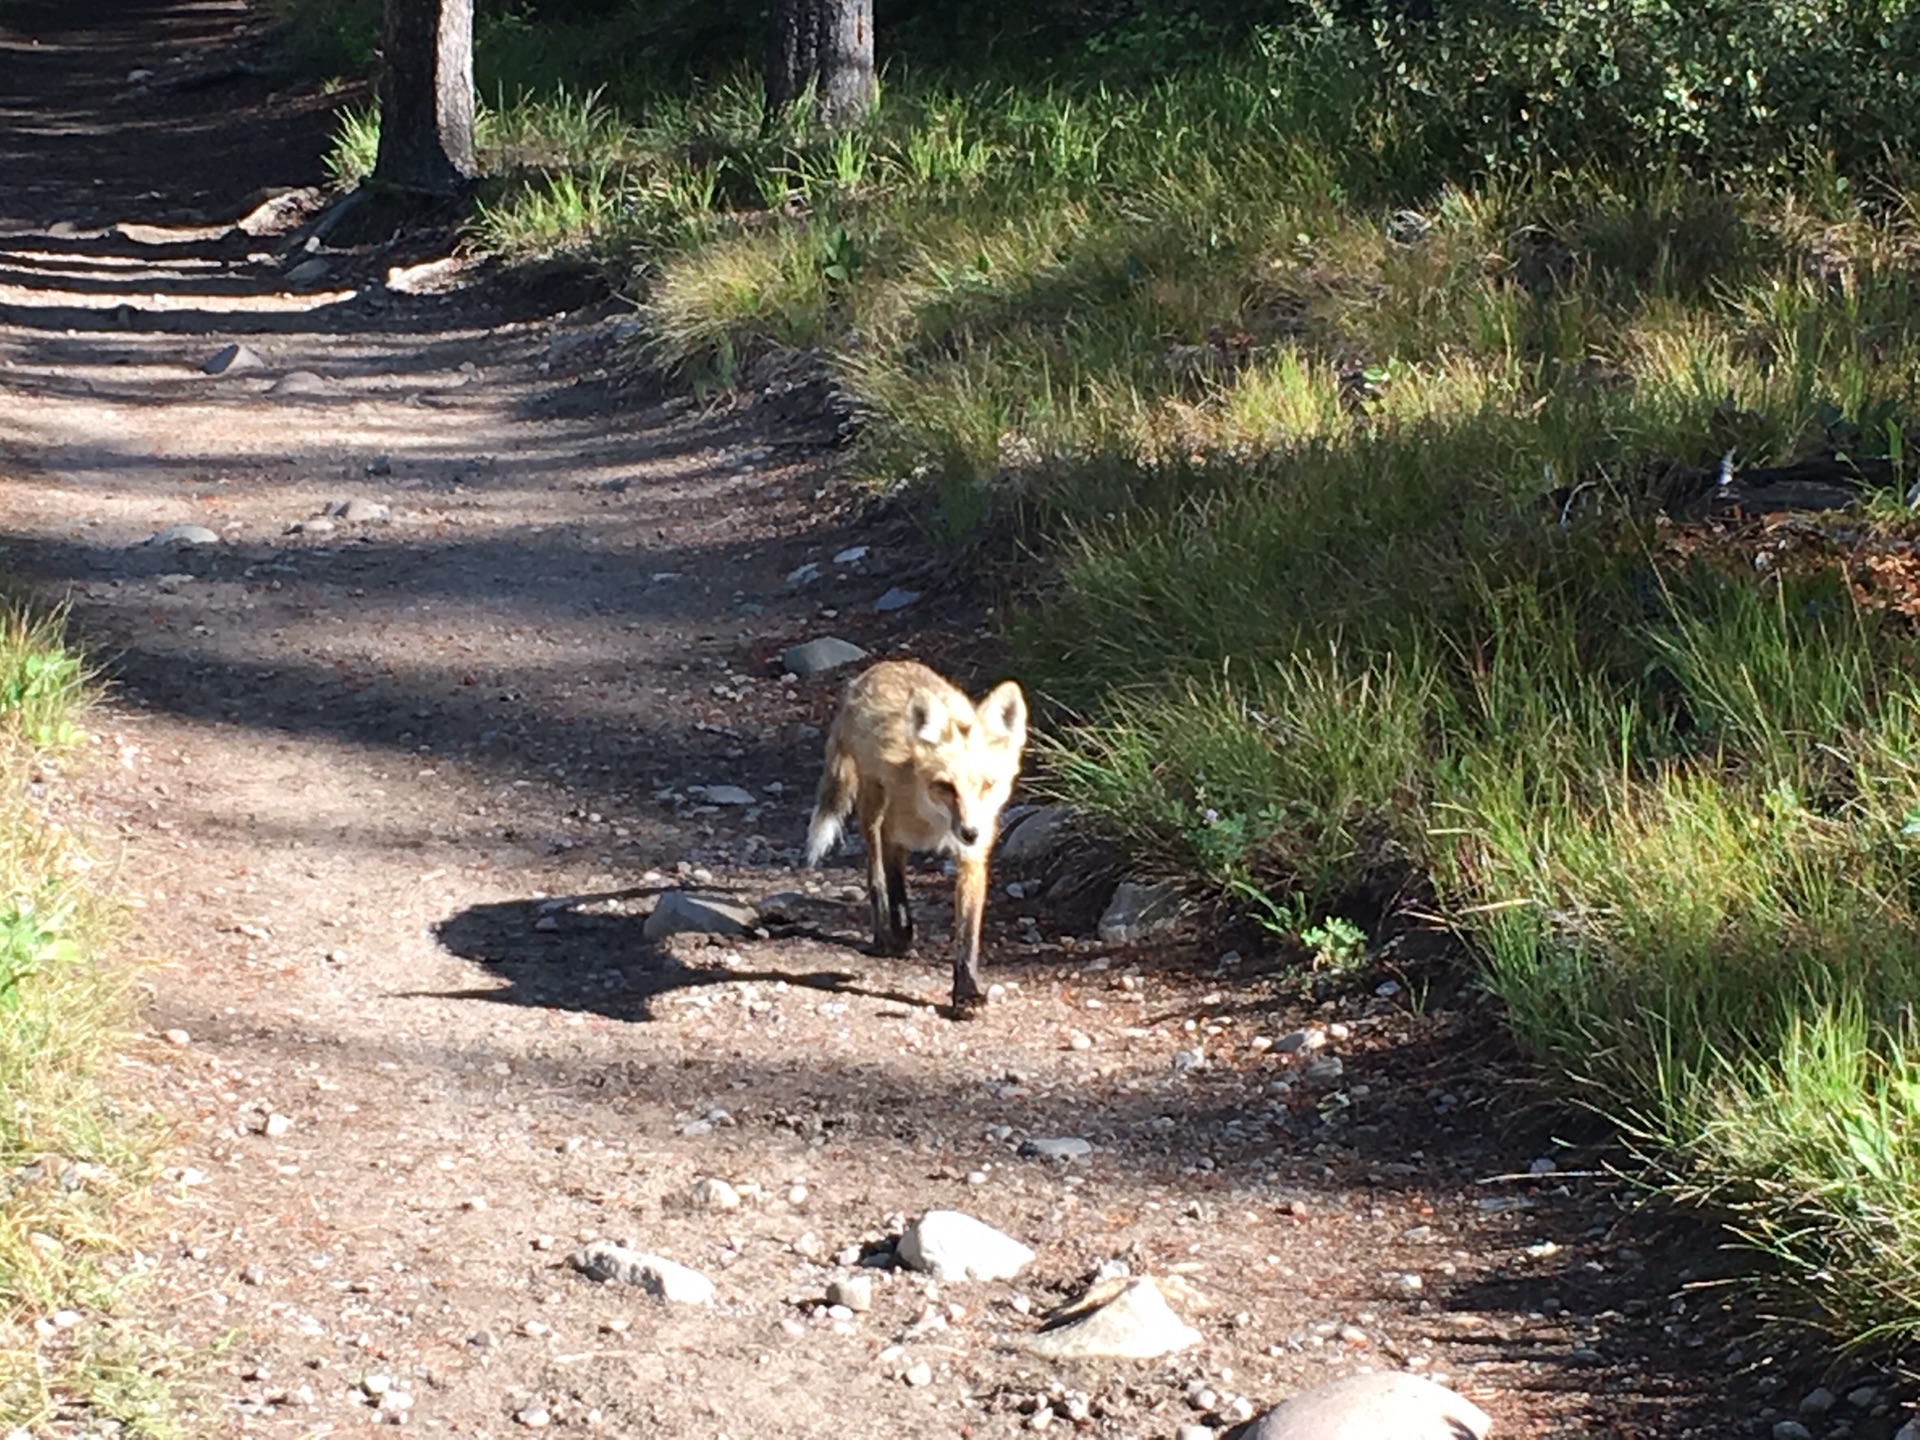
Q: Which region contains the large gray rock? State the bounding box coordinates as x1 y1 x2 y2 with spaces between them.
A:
896 1210 1033 1282
568 1240 714 1304
642 890 756 941
784 636 868 677
998 804 1071 865
1024 1276 1200 1360
1229 1373 1491 1440
1097 879 1184 943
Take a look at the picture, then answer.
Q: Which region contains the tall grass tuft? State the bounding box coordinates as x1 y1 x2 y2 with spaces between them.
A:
0 602 174 1433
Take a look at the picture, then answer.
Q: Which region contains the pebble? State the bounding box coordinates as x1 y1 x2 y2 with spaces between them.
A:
834 546 869 564
873 587 921 612
903 1361 933 1387
1846 1385 1880 1408
263 1113 293 1138
695 784 754 806
1175 1426 1214 1440
1800 1389 1838 1416
687 1177 741 1210
1303 1055 1345 1084
162 1028 191 1045
1274 1029 1326 1054
1773 1424 1813 1440
826 1276 872 1312
361 1375 392 1397
515 1406 551 1428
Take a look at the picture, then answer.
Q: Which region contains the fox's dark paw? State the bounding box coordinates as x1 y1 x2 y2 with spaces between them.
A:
950 986 987 1020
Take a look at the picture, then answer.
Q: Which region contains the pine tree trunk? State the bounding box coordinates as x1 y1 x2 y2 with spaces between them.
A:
765 0 874 128
372 0 476 196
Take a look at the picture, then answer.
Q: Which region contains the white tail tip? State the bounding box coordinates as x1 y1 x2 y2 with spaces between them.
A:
804 812 842 868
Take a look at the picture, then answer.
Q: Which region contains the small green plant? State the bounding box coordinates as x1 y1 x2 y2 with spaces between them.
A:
817 224 862 286
1301 916 1369 972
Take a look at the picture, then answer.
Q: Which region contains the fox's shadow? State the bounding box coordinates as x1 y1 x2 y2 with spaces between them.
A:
424 887 933 1021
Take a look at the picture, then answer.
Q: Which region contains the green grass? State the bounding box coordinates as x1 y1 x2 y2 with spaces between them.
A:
308 0 1920 1360
0 603 177 1434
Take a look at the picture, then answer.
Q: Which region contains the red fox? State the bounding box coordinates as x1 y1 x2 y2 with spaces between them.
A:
805 660 1029 1013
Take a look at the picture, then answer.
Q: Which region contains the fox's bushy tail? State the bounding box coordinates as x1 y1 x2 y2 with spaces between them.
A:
805 744 858 867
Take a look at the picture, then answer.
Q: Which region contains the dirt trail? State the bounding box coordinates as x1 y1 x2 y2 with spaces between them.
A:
0 4 1783 1438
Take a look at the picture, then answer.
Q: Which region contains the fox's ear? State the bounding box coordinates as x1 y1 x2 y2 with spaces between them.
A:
909 692 950 745
980 681 1028 748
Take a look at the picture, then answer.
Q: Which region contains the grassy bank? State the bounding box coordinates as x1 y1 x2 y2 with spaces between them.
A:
313 0 1920 1353
0 602 174 1433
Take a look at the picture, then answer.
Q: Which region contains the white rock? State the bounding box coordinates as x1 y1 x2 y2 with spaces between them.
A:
1023 1277 1200 1360
896 1210 1034 1282
568 1240 714 1304
904 1361 933 1387
686 1177 740 1210
1237 1373 1491 1440
827 1275 872 1312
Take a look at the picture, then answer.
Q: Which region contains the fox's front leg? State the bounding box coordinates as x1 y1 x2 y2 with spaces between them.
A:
860 800 912 955
951 850 989 1013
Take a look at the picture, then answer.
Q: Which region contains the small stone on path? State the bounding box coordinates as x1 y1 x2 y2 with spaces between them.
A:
873 587 920 612
827 1275 872 1312
896 1210 1033 1282
642 890 756 941
687 1177 740 1211
568 1240 714 1304
1097 879 1183 943
1018 1136 1093 1162
783 636 867 677
145 524 220 548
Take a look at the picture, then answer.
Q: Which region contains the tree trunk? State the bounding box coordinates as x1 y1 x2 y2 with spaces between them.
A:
766 0 874 128
373 0 476 196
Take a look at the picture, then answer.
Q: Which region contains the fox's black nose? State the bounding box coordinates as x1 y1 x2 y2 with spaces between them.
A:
957 824 981 847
